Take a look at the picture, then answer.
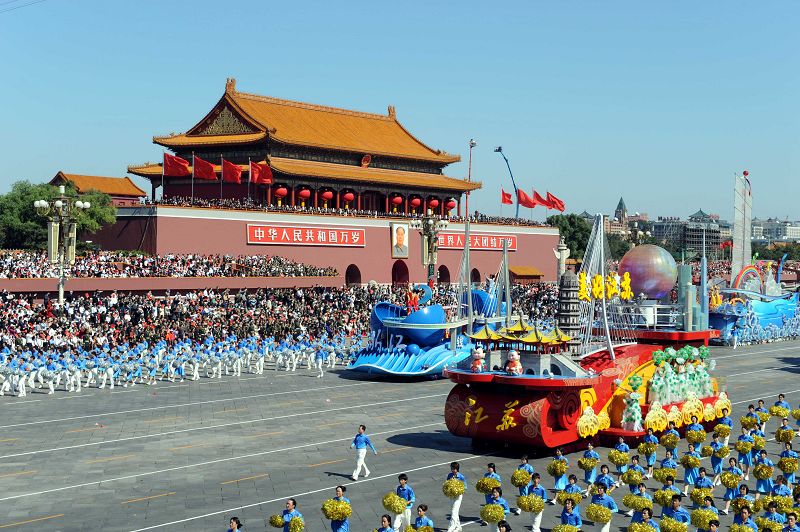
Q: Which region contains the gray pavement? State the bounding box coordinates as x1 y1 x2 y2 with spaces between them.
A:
0 341 798 531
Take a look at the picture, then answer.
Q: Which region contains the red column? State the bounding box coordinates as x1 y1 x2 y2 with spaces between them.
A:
385 195 389 213
267 184 272 206
314 189 318 209
291 187 295 207
423 198 427 214
336 190 340 209
404 197 408 215
457 200 461 217
357 192 361 211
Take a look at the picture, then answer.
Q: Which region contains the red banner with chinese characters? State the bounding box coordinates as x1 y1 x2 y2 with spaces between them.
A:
437 232 517 251
247 224 366 247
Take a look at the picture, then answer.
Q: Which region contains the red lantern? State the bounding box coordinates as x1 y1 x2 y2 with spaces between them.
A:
342 192 355 202
428 198 439 209
391 196 403 205
446 199 457 210
321 190 334 201
410 197 421 208
274 187 288 198
743 170 749 176
297 189 311 200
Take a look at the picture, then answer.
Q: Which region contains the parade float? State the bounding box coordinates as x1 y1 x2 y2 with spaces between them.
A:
443 215 731 449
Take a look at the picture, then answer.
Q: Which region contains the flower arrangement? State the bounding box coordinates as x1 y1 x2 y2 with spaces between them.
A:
622 494 653 511
547 459 569 477
511 469 532 488
700 445 714 457
776 428 796 444
734 440 754 454
517 494 545 514
660 433 679 449
288 517 304 532
382 492 408 514
770 406 790 419
555 491 583 507
269 514 285 528
638 442 657 456
475 477 501 495
659 516 689 532
713 446 730 459
753 435 766 451
792 409 800 421
740 416 759 430
620 469 643 486
686 430 706 444
321 499 352 521
552 526 580 532
689 487 712 506
754 517 784 532
479 503 505 524
778 457 799 474
586 503 613 523
442 479 466 499
653 468 677 485
653 490 674 507
680 455 701 469
628 524 658 532
578 457 599 471
720 471 743 489
690 508 718 529
713 424 731 438
608 449 630 467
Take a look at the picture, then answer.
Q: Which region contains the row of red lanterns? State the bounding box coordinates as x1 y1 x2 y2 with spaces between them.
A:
270 186 455 210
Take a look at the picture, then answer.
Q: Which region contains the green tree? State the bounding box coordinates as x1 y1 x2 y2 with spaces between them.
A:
0 180 116 250
607 234 632 260
546 214 592 259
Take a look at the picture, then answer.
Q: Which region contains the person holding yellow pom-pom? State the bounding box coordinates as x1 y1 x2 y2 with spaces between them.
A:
785 513 800 532
393 474 415 531
552 448 570 490
762 500 787 527
638 507 660 530
376 514 392 532
732 505 758 530
279 499 303 532
737 427 756 481
661 493 690 524
328 486 351 532
779 443 798 487
413 504 434 530
680 444 702 496
445 461 466 532
560 498 582 528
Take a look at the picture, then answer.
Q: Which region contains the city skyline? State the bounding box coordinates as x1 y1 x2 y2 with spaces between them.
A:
1 1 797 221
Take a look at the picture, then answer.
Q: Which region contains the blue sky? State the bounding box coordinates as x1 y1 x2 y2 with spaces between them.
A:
1 1 797 221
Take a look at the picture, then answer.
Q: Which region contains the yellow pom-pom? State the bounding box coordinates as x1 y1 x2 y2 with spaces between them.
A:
740 416 759 430
288 516 304 532
479 503 505 524
689 487 712 506
442 478 466 499
778 457 799 474
608 449 629 467
700 445 714 457
382 492 407 514
714 446 730 459
628 523 657 532
720 471 742 489
269 514 285 529
730 497 754 514
686 430 706 444
555 491 582 507
586 503 613 523
511 469 532 488
755 517 785 532
321 499 352 521
620 469 642 486
660 433 679 449
578 457 598 471
730 525 755 532
753 435 766 451
652 468 677 485
776 428 796 444
547 459 568 477
713 424 731 438
552 526 580 532
753 463 774 480
660 516 689 532
791 409 800 421
416 527 434 532
691 508 718 529
517 494 545 514
680 455 700 469
770 406 790 418
622 494 653 511
734 440 754 454
758 412 771 423
475 477 501 495
637 442 657 456
653 489 674 507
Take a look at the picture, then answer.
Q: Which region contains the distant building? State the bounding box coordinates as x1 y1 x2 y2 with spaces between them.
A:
652 210 721 258
49 171 146 207
752 218 800 242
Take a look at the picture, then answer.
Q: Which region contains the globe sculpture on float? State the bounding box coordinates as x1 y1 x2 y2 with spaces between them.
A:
618 244 678 299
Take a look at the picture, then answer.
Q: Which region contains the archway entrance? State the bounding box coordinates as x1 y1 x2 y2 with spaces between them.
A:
437 265 451 285
470 268 481 285
345 264 362 285
392 260 409 286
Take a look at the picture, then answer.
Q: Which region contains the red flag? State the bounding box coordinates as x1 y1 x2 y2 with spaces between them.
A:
546 191 565 212
533 189 553 209
501 188 513 205
221 159 242 184
193 155 217 181
250 161 273 184
516 189 536 208
163 153 190 176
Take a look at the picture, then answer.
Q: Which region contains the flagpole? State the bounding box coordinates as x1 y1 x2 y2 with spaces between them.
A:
161 151 165 200
248 158 251 203
191 152 195 203
220 156 223 200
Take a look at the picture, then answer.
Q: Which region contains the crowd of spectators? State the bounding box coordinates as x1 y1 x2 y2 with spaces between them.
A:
0 251 337 279
0 282 561 353
151 196 548 227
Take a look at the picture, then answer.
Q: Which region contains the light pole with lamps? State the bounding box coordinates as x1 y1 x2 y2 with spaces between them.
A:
465 139 476 334
410 210 449 286
494 146 520 219
34 185 91 307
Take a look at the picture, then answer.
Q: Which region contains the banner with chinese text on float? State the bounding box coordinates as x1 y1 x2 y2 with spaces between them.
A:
247 224 366 247
437 233 517 251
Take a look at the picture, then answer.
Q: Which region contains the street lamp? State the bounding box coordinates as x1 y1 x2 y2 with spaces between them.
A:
34 185 91 307
410 210 449 285
494 146 520 219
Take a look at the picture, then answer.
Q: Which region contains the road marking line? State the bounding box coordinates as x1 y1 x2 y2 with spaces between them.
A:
145 416 184 423
219 407 248 414
0 393 447 461
375 412 404 419
0 421 444 503
716 345 799 360
84 454 135 464
220 473 270 485
0 470 36 479
317 422 347 428
128 453 489 531
0 514 64 529
122 491 176 505
169 443 211 452
0 381 374 430
308 459 346 468
0 438 18 443
274 400 304 406
732 388 800 405
245 431 284 438
381 447 410 454
65 426 106 433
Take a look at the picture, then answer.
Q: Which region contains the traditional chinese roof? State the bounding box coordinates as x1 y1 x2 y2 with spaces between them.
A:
497 319 533 335
508 265 545 278
128 157 480 193
468 326 505 341
153 78 461 164
50 171 146 197
516 327 553 344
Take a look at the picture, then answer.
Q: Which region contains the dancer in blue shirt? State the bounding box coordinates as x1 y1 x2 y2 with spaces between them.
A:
629 482 652 521
376 514 392 532
733 506 758 530
330 486 350 532
280 498 303 532
640 508 660 531
446 461 466 531
560 498 582 527
682 443 702 495
615 436 631 475
483 463 502 505
394 474 415 531
781 443 798 487
661 449 678 470
784 513 799 532
696 496 719 532
516 455 535 497
413 504 434 529
590 483 618 512
755 449 775 497
763 501 787 526
643 428 659 478
552 448 569 490
773 475 792 497
722 457 743 514
583 442 601 487
350 424 377 481
709 433 725 486
662 494 690 523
